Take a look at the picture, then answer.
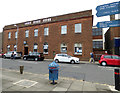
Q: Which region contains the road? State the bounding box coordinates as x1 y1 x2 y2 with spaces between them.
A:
1 58 120 86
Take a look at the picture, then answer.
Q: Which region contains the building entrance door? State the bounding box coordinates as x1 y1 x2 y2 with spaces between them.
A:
24 47 28 55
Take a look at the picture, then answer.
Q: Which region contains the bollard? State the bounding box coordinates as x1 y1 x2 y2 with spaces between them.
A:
20 66 24 74
114 69 120 91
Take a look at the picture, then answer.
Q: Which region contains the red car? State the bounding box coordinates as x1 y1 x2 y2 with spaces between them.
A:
99 54 120 66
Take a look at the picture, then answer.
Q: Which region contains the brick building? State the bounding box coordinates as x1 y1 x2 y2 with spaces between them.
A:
0 32 2 52
92 26 105 60
105 27 120 56
3 10 93 60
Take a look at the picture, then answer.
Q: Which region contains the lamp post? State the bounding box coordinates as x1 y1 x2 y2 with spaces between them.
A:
14 24 19 51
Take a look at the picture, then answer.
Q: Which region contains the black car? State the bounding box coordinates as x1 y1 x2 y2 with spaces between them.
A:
23 52 44 61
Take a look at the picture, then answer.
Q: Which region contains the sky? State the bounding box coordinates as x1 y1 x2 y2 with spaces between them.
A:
0 0 119 33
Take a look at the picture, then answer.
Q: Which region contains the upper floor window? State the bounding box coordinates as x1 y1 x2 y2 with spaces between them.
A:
33 43 38 52
75 23 82 33
44 27 49 36
61 43 67 53
61 25 67 34
34 29 38 37
25 30 29 37
74 43 82 55
15 32 18 39
93 41 103 49
8 32 11 39
92 28 102 36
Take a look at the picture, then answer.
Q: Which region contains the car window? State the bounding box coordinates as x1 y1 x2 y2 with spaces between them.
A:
104 55 112 59
112 56 120 59
29 53 32 55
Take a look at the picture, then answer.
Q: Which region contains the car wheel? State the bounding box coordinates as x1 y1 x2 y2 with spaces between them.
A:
23 57 27 60
3 55 6 59
71 60 75 64
55 59 59 63
35 58 38 61
101 61 107 66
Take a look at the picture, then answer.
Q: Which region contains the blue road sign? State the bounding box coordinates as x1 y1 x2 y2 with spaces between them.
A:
96 20 120 28
96 1 120 17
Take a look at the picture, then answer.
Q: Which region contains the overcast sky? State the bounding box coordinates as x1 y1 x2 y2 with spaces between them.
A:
0 0 119 33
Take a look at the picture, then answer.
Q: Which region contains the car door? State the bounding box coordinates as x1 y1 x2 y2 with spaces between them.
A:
7 52 12 57
112 56 120 65
63 55 70 62
104 55 113 65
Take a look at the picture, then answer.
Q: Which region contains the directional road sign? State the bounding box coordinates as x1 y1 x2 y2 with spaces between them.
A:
96 1 120 17
96 20 120 28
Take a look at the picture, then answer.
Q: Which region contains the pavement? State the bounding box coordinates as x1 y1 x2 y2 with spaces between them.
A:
1 67 120 93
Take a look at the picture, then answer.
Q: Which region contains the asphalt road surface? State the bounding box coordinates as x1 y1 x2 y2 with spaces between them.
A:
1 58 120 86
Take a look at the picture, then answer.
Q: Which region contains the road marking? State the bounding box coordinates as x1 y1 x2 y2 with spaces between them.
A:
72 65 80 68
13 79 38 88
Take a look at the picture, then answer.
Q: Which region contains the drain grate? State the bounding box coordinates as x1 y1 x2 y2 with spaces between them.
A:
13 79 38 88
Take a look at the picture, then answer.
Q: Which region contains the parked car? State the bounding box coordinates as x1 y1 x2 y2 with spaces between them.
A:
54 54 80 64
99 54 120 66
0 52 4 58
3 51 22 59
23 52 44 61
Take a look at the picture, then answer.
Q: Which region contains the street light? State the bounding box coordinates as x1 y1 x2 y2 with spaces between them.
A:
14 24 19 51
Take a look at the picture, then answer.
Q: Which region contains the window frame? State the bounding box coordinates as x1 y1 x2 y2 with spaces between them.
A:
74 43 82 55
34 29 38 37
44 27 49 36
61 25 67 35
8 32 11 39
75 23 82 33
25 30 29 38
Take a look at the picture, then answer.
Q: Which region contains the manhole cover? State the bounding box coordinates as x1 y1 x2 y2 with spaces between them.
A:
13 79 38 88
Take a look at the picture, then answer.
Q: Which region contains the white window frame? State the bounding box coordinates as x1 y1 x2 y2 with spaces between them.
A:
8 32 11 39
34 29 38 37
74 43 82 55
14 45 17 51
44 27 49 36
25 30 29 37
75 23 82 33
7 45 10 51
15 32 18 39
61 25 67 34
61 43 67 53
43 43 48 54
33 44 38 52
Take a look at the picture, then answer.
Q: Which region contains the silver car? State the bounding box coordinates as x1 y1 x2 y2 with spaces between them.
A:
3 51 22 59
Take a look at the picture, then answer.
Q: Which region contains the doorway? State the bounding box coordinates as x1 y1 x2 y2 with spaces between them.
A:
24 47 28 55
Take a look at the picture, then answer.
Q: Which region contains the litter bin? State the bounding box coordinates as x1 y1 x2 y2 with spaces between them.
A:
114 69 120 91
48 61 59 84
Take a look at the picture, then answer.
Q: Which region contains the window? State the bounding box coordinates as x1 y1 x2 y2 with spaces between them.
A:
93 41 103 49
112 56 120 59
61 43 67 53
44 27 49 36
43 42 48 54
14 45 17 51
92 28 102 36
74 43 82 55
75 23 82 33
15 32 18 39
25 30 29 37
7 45 10 51
8 32 11 39
61 25 67 34
34 29 38 37
104 55 112 59
33 44 38 52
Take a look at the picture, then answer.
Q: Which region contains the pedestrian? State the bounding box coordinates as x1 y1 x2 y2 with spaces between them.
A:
11 52 15 59
89 52 95 63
